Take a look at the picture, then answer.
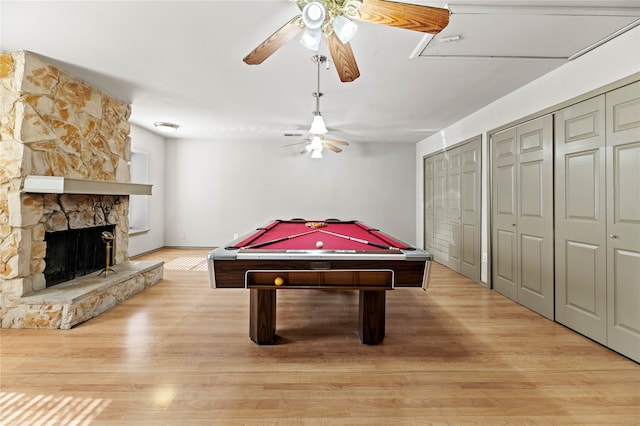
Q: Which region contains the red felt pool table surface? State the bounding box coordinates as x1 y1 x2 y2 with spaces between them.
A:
234 220 409 251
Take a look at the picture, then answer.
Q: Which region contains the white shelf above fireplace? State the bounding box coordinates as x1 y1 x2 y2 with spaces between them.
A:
22 175 152 195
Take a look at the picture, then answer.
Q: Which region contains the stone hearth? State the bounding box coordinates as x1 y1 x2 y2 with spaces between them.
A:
0 51 163 328
6 260 163 329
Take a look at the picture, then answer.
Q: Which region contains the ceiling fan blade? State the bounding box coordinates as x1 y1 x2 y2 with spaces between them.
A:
326 32 360 83
357 0 450 34
243 16 303 65
282 141 307 147
324 139 349 146
323 142 342 153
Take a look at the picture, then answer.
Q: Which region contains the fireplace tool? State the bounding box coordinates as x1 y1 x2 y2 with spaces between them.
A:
99 231 116 276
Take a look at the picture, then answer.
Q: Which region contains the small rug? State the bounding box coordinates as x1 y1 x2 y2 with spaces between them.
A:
163 257 208 272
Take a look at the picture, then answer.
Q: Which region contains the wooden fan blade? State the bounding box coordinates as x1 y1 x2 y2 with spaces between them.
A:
324 139 349 146
326 32 360 83
357 0 449 34
323 142 342 153
243 16 303 65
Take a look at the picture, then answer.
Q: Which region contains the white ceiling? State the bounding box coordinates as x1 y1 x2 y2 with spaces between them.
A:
1 0 639 146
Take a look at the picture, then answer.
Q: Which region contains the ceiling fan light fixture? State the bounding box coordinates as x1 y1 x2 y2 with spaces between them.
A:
301 2 326 29
154 122 180 133
300 28 323 51
311 149 323 159
332 15 358 44
309 114 328 134
310 135 324 150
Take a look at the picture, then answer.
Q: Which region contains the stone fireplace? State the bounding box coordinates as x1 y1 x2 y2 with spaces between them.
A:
44 222 116 287
1 50 163 329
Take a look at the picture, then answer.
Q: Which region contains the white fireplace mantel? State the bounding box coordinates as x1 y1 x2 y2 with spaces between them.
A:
22 175 152 196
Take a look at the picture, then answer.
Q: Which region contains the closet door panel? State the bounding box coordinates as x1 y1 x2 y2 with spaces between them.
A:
424 156 435 255
447 147 462 272
496 165 516 215
461 138 481 281
496 229 517 299
606 81 640 362
609 248 640 342
554 95 607 343
520 234 544 296
462 224 476 271
565 241 600 315
492 128 518 300
517 116 554 320
433 153 448 265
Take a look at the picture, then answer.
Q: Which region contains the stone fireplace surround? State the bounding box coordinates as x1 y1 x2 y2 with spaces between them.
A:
1 51 163 328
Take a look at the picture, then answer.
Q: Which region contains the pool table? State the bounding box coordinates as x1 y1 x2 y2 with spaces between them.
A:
207 219 432 344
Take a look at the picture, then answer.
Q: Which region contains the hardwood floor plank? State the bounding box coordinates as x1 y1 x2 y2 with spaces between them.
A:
1 248 638 425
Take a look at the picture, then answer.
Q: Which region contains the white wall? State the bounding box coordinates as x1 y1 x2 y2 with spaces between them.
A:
164 139 417 248
416 26 640 283
128 125 166 256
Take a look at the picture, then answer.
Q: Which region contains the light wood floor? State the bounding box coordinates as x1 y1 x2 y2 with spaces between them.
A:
1 248 638 425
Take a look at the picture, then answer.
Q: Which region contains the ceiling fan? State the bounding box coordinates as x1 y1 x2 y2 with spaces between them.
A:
286 134 350 158
243 0 450 82
284 54 349 158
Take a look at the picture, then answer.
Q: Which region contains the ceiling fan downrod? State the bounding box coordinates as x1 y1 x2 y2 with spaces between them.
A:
312 54 326 113
309 54 328 135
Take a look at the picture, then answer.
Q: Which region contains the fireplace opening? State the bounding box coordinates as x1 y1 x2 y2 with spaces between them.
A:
44 225 116 287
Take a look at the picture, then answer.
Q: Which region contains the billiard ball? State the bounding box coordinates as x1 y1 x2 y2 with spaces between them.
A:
274 277 284 286
316 241 324 249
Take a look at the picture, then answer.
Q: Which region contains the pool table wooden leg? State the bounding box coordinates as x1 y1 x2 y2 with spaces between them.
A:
250 288 276 344
358 290 386 344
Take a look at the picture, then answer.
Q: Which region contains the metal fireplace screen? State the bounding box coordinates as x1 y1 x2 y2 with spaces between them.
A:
43 225 115 287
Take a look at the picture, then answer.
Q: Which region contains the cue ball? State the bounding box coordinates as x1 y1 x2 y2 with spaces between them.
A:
316 241 324 249
274 277 284 286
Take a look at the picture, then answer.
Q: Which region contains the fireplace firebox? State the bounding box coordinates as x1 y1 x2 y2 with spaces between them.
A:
44 225 116 287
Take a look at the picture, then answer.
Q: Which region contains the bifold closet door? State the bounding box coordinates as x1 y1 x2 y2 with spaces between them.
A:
555 83 639 362
606 82 640 362
425 138 482 282
492 116 554 320
431 147 464 272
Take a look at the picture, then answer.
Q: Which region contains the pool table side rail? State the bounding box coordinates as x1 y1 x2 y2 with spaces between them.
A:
207 254 432 291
